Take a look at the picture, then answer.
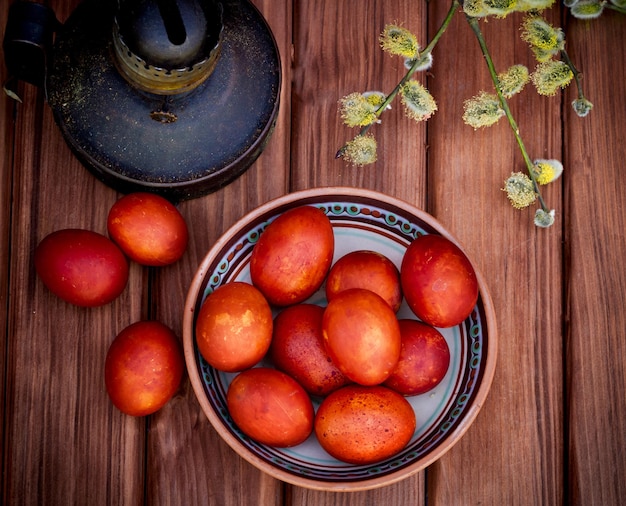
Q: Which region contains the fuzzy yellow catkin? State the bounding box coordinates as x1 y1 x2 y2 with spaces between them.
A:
342 134 378 166
462 92 505 129
531 60 573 96
379 24 419 59
502 172 537 209
400 81 438 122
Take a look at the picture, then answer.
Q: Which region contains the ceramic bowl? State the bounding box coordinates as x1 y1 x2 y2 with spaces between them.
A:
183 187 497 491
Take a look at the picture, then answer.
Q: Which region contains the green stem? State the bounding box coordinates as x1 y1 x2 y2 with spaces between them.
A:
336 0 460 158
374 0 461 116
465 14 549 213
560 48 585 99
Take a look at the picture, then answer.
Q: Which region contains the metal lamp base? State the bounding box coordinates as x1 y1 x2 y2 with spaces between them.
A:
46 0 281 201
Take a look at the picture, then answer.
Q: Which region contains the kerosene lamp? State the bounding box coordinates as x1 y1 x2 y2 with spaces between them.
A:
3 0 281 200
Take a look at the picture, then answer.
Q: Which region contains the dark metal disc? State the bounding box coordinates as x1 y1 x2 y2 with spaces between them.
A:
46 0 281 201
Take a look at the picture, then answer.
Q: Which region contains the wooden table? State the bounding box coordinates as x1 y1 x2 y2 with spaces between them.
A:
2 1 625 504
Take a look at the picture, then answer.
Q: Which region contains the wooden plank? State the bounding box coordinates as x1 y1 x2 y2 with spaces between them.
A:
291 0 428 205
1 2 15 492
147 0 292 504
3 1 622 505
4 1 145 504
565 11 626 506
6 73 148 505
287 0 427 503
425 5 564 505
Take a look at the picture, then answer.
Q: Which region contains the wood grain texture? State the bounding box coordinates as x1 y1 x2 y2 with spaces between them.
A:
147 0 292 504
425 5 564 506
565 11 626 506
4 2 150 505
2 0 625 505
288 1 428 503
4 54 148 506
1 2 13 493
290 0 428 206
